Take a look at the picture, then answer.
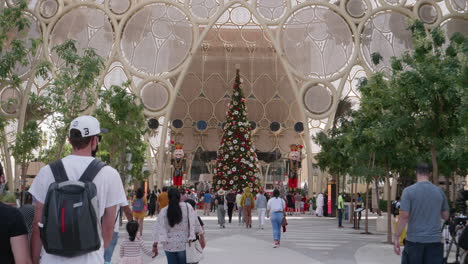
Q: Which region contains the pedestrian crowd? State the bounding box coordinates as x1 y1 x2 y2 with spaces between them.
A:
0 115 453 264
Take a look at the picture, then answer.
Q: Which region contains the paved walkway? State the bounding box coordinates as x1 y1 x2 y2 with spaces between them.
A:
111 211 402 263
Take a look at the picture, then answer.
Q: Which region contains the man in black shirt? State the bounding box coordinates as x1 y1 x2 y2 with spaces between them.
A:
226 190 236 223
0 163 32 264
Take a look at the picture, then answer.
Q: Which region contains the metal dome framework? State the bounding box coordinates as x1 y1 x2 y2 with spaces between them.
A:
0 0 466 191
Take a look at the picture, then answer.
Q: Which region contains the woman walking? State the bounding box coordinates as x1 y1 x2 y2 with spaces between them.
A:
215 189 227 228
240 187 255 228
132 188 147 236
153 188 196 264
316 192 324 217
267 189 286 248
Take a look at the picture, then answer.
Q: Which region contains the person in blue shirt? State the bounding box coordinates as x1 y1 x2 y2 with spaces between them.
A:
203 192 212 216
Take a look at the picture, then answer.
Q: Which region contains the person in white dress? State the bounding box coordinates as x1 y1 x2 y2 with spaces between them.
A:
316 193 324 217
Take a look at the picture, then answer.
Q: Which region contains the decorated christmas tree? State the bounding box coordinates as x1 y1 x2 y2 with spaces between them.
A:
213 69 261 192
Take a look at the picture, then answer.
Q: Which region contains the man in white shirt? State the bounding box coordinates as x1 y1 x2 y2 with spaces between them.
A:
29 116 127 264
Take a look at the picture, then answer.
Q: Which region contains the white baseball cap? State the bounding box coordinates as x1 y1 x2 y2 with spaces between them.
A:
69 116 108 138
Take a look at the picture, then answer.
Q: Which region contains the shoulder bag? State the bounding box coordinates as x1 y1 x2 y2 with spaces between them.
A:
186 204 203 263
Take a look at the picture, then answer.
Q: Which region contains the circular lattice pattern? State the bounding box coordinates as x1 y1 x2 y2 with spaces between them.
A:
189 0 221 19
361 11 413 72
418 4 438 24
304 84 333 115
255 129 274 151
148 118 160 129
256 0 287 21
50 7 114 64
0 87 21 114
231 7 252 25
441 18 468 45
109 0 131 15
448 0 467 13
171 97 187 119
265 100 289 123
380 0 402 6
39 0 59 19
140 82 169 111
346 0 368 18
189 98 213 121
121 4 193 75
282 6 355 79
14 13 42 77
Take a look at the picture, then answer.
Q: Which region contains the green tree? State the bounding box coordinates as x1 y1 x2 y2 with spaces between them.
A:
213 69 261 192
41 40 105 163
0 0 43 190
385 21 467 185
94 83 147 185
10 120 41 204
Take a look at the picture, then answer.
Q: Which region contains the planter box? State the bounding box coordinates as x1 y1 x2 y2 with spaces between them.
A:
376 213 395 233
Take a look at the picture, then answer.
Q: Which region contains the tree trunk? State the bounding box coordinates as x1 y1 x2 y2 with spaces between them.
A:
342 174 346 193
365 181 370 234
385 161 392 244
451 172 457 202
54 129 68 160
20 163 29 206
336 173 340 218
374 178 382 216
350 176 355 224
430 142 439 186
445 173 450 200
1 133 15 191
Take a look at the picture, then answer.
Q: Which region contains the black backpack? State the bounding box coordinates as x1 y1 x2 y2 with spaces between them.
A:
391 201 399 216
40 159 106 257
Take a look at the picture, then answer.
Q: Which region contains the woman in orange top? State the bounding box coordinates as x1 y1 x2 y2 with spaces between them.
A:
132 188 147 236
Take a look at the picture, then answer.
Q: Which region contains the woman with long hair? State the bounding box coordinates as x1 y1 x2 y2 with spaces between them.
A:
153 188 196 264
267 189 286 248
132 188 147 236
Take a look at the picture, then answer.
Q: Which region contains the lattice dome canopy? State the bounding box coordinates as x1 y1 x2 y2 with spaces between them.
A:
1 0 466 186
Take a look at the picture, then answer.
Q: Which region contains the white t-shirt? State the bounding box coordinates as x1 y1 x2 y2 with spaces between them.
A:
267 197 286 212
29 155 127 264
114 201 128 233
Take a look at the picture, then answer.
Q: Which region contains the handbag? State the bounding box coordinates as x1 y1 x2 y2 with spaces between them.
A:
186 204 203 263
282 215 288 230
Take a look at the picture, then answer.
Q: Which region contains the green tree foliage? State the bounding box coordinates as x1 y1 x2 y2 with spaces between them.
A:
94 83 147 184
41 40 105 163
384 20 467 184
314 20 466 237
0 0 44 190
11 120 41 192
0 0 30 88
213 69 261 192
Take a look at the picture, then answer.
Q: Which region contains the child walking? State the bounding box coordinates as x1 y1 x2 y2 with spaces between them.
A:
119 221 154 264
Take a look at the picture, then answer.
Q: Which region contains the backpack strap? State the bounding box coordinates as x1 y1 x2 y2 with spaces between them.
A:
50 160 68 183
79 159 107 183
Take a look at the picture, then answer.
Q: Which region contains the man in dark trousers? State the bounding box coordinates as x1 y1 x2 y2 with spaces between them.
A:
226 190 237 223
394 163 449 263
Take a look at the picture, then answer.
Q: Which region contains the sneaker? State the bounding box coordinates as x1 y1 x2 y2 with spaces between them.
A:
273 241 279 248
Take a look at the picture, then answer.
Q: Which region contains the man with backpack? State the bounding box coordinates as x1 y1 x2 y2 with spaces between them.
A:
29 116 127 264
